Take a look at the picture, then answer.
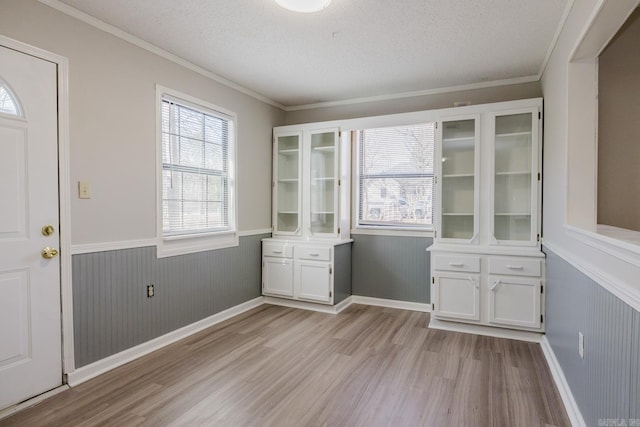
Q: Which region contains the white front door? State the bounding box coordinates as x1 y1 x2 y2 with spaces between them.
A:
0 45 62 409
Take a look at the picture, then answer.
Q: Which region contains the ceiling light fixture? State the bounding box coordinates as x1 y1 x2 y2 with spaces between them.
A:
275 0 332 13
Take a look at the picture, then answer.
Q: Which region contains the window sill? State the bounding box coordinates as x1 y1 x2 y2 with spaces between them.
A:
157 231 239 258
352 226 434 238
565 224 640 268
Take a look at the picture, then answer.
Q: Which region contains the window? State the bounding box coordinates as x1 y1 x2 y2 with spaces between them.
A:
356 123 435 228
157 86 237 256
0 79 21 117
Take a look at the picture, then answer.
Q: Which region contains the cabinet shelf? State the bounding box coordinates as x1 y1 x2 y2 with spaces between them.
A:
443 136 475 143
443 173 474 178
279 148 299 155
495 171 530 176
312 177 334 181
312 146 335 152
278 178 299 183
442 212 474 216
312 211 334 215
278 211 298 214
494 213 531 216
495 131 531 138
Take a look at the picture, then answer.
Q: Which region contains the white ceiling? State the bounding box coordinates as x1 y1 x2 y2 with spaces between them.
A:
53 0 570 108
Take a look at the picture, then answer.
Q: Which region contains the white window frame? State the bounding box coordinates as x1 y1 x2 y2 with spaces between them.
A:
155 85 238 258
353 125 435 233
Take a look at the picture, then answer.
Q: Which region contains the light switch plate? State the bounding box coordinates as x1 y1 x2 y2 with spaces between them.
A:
78 181 91 199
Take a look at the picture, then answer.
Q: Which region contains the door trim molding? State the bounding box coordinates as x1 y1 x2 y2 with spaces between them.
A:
0 35 74 374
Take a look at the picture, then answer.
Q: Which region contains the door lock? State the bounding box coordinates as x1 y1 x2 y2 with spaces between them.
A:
41 225 55 236
41 246 59 259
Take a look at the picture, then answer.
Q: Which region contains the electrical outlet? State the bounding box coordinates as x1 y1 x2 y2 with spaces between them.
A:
578 332 584 358
147 284 155 298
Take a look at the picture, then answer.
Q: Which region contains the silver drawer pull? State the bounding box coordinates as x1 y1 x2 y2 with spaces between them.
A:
448 262 464 267
507 265 523 270
490 280 501 291
309 253 320 256
272 250 283 254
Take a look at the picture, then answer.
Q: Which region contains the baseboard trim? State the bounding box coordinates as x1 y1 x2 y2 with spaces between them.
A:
263 296 353 314
540 336 586 427
66 297 265 386
0 385 70 421
428 318 543 343
351 296 431 312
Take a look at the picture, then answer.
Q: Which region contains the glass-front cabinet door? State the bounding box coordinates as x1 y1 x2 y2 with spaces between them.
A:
437 117 479 242
491 110 539 245
274 131 302 235
309 129 339 235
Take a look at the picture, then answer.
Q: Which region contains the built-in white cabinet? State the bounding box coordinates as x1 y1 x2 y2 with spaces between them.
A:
429 98 544 334
266 124 352 307
262 239 350 305
273 126 349 239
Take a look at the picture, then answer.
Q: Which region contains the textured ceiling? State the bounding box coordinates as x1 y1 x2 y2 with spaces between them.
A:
54 0 569 108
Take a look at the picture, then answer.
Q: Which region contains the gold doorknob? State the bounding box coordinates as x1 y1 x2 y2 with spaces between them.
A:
42 225 55 236
42 246 59 259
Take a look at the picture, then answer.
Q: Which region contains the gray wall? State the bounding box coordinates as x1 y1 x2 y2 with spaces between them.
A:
334 243 352 304
544 247 640 425
72 234 268 368
351 235 432 303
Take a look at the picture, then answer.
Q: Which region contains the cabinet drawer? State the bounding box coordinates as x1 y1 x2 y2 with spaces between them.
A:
489 258 541 277
263 242 293 258
433 255 480 273
296 246 331 261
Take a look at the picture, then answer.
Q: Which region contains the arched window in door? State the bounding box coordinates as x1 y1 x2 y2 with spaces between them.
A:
0 79 23 117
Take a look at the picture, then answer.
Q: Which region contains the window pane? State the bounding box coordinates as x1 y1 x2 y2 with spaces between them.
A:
360 125 434 175
206 202 223 228
205 115 225 143
183 201 207 230
205 142 223 170
162 169 183 201
207 176 222 201
361 177 433 225
358 123 435 228
178 106 204 140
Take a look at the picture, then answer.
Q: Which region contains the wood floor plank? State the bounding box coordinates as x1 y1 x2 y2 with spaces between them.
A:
0 304 570 427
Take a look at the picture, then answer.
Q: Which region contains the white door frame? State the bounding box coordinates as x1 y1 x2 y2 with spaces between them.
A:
0 35 75 376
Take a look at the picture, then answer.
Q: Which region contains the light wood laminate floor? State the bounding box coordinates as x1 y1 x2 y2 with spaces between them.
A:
1 304 570 426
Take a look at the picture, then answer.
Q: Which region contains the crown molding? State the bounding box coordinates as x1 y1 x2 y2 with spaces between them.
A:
283 75 540 111
538 0 576 77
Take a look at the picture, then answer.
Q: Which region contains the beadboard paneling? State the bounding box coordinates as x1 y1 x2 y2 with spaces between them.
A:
72 234 268 368
333 242 352 304
544 247 638 425
631 310 640 419
351 234 431 303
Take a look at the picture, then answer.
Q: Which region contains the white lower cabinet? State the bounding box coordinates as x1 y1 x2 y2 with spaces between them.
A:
430 250 544 332
297 261 331 303
433 273 480 321
263 257 294 297
262 238 350 306
488 275 541 329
